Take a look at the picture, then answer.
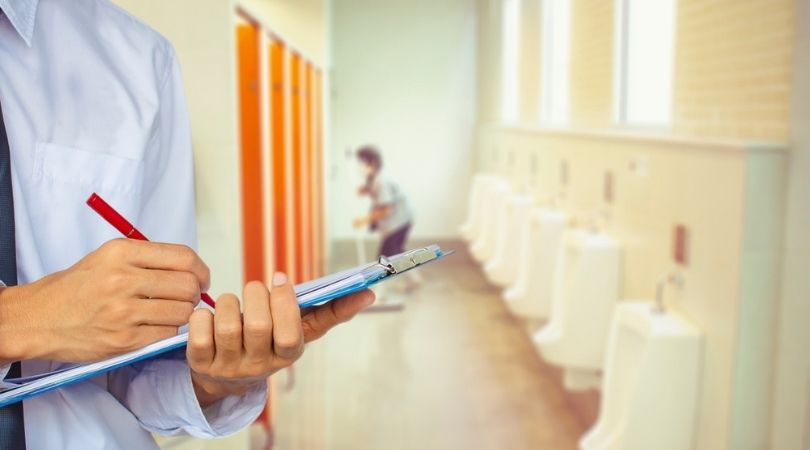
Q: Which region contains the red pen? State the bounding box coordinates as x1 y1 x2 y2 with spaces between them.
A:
86 192 217 308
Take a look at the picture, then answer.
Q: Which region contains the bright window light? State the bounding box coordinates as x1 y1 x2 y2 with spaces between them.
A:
615 0 676 126
501 0 521 123
540 0 570 126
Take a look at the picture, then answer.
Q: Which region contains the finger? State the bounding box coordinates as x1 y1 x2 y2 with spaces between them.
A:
242 281 272 362
213 294 243 366
135 269 201 305
301 289 375 343
131 299 195 326
187 309 215 370
269 273 304 360
113 240 211 292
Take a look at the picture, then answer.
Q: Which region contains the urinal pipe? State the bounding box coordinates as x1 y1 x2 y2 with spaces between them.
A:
654 272 685 314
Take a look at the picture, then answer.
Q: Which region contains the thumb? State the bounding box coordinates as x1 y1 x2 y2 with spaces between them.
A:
301 290 375 342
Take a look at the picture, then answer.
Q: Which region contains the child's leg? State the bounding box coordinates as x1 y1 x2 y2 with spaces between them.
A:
378 223 411 257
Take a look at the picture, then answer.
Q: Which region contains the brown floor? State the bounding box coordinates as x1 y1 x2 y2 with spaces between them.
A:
271 240 592 450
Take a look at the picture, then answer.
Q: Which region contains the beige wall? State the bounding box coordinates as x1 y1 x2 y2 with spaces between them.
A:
475 0 795 448
518 0 542 124
476 0 502 125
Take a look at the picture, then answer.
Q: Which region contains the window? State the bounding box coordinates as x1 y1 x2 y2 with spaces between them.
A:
501 0 521 123
614 0 676 126
540 0 570 125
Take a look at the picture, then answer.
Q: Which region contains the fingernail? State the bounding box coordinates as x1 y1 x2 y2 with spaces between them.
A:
273 272 288 287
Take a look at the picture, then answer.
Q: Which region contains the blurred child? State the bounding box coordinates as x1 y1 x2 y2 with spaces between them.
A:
353 145 413 255
352 146 420 292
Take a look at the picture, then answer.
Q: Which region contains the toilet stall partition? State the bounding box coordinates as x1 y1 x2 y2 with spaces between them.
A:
300 63 314 283
289 54 304 283
312 70 325 277
270 38 289 276
236 21 266 284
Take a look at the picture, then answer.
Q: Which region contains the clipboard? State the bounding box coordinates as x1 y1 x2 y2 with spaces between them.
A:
0 245 452 407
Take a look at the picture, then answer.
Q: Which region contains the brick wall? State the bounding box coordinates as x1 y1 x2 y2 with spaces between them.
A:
569 0 614 129
673 0 794 141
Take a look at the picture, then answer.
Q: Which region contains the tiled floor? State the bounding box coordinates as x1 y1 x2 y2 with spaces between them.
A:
268 240 589 450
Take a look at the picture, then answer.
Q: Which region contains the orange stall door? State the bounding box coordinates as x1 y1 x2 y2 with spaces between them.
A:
310 68 324 277
307 67 322 277
300 64 313 282
269 39 288 276
289 54 304 283
236 23 265 284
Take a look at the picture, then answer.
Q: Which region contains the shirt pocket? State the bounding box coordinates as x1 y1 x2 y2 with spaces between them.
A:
24 142 145 271
32 142 144 195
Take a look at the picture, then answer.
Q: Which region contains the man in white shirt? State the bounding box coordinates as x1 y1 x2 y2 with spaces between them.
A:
0 0 373 448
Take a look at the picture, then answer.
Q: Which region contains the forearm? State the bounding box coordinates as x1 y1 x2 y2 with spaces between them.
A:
0 284 48 365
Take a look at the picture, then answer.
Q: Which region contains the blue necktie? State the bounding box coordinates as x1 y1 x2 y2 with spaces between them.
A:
0 97 26 449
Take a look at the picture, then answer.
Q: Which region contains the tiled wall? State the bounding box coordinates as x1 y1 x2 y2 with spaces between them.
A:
673 0 794 140
569 0 613 128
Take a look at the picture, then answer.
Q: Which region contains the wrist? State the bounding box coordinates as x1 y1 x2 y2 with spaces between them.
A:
0 284 49 363
191 371 266 407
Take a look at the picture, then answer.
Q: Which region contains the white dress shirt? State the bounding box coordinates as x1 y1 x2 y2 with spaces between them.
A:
0 0 266 447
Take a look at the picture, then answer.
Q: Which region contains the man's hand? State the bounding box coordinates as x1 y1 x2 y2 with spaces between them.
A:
0 238 209 364
187 273 374 407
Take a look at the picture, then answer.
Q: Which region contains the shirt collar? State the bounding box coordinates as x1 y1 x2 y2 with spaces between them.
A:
0 0 39 47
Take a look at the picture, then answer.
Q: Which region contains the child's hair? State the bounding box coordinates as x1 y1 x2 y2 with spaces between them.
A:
357 145 383 170
357 145 383 195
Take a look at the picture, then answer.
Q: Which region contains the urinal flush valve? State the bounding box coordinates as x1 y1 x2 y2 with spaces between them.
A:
654 272 685 314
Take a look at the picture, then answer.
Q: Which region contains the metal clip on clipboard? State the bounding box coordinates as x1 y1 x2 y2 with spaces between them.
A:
376 246 442 275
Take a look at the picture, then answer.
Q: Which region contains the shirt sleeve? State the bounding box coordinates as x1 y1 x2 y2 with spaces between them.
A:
375 178 396 206
0 281 12 386
106 44 266 437
110 356 267 437
0 363 11 389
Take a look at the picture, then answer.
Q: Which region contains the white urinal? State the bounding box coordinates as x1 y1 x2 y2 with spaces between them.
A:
460 174 495 242
470 179 511 263
504 208 567 320
580 302 702 450
484 194 533 286
534 229 621 390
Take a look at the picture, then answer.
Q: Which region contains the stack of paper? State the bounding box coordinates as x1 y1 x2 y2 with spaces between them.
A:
0 245 449 407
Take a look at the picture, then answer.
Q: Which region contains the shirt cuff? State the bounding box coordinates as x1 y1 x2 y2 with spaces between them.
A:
126 358 267 438
0 363 12 389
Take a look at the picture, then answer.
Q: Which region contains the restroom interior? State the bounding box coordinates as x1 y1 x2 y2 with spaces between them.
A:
112 0 809 449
